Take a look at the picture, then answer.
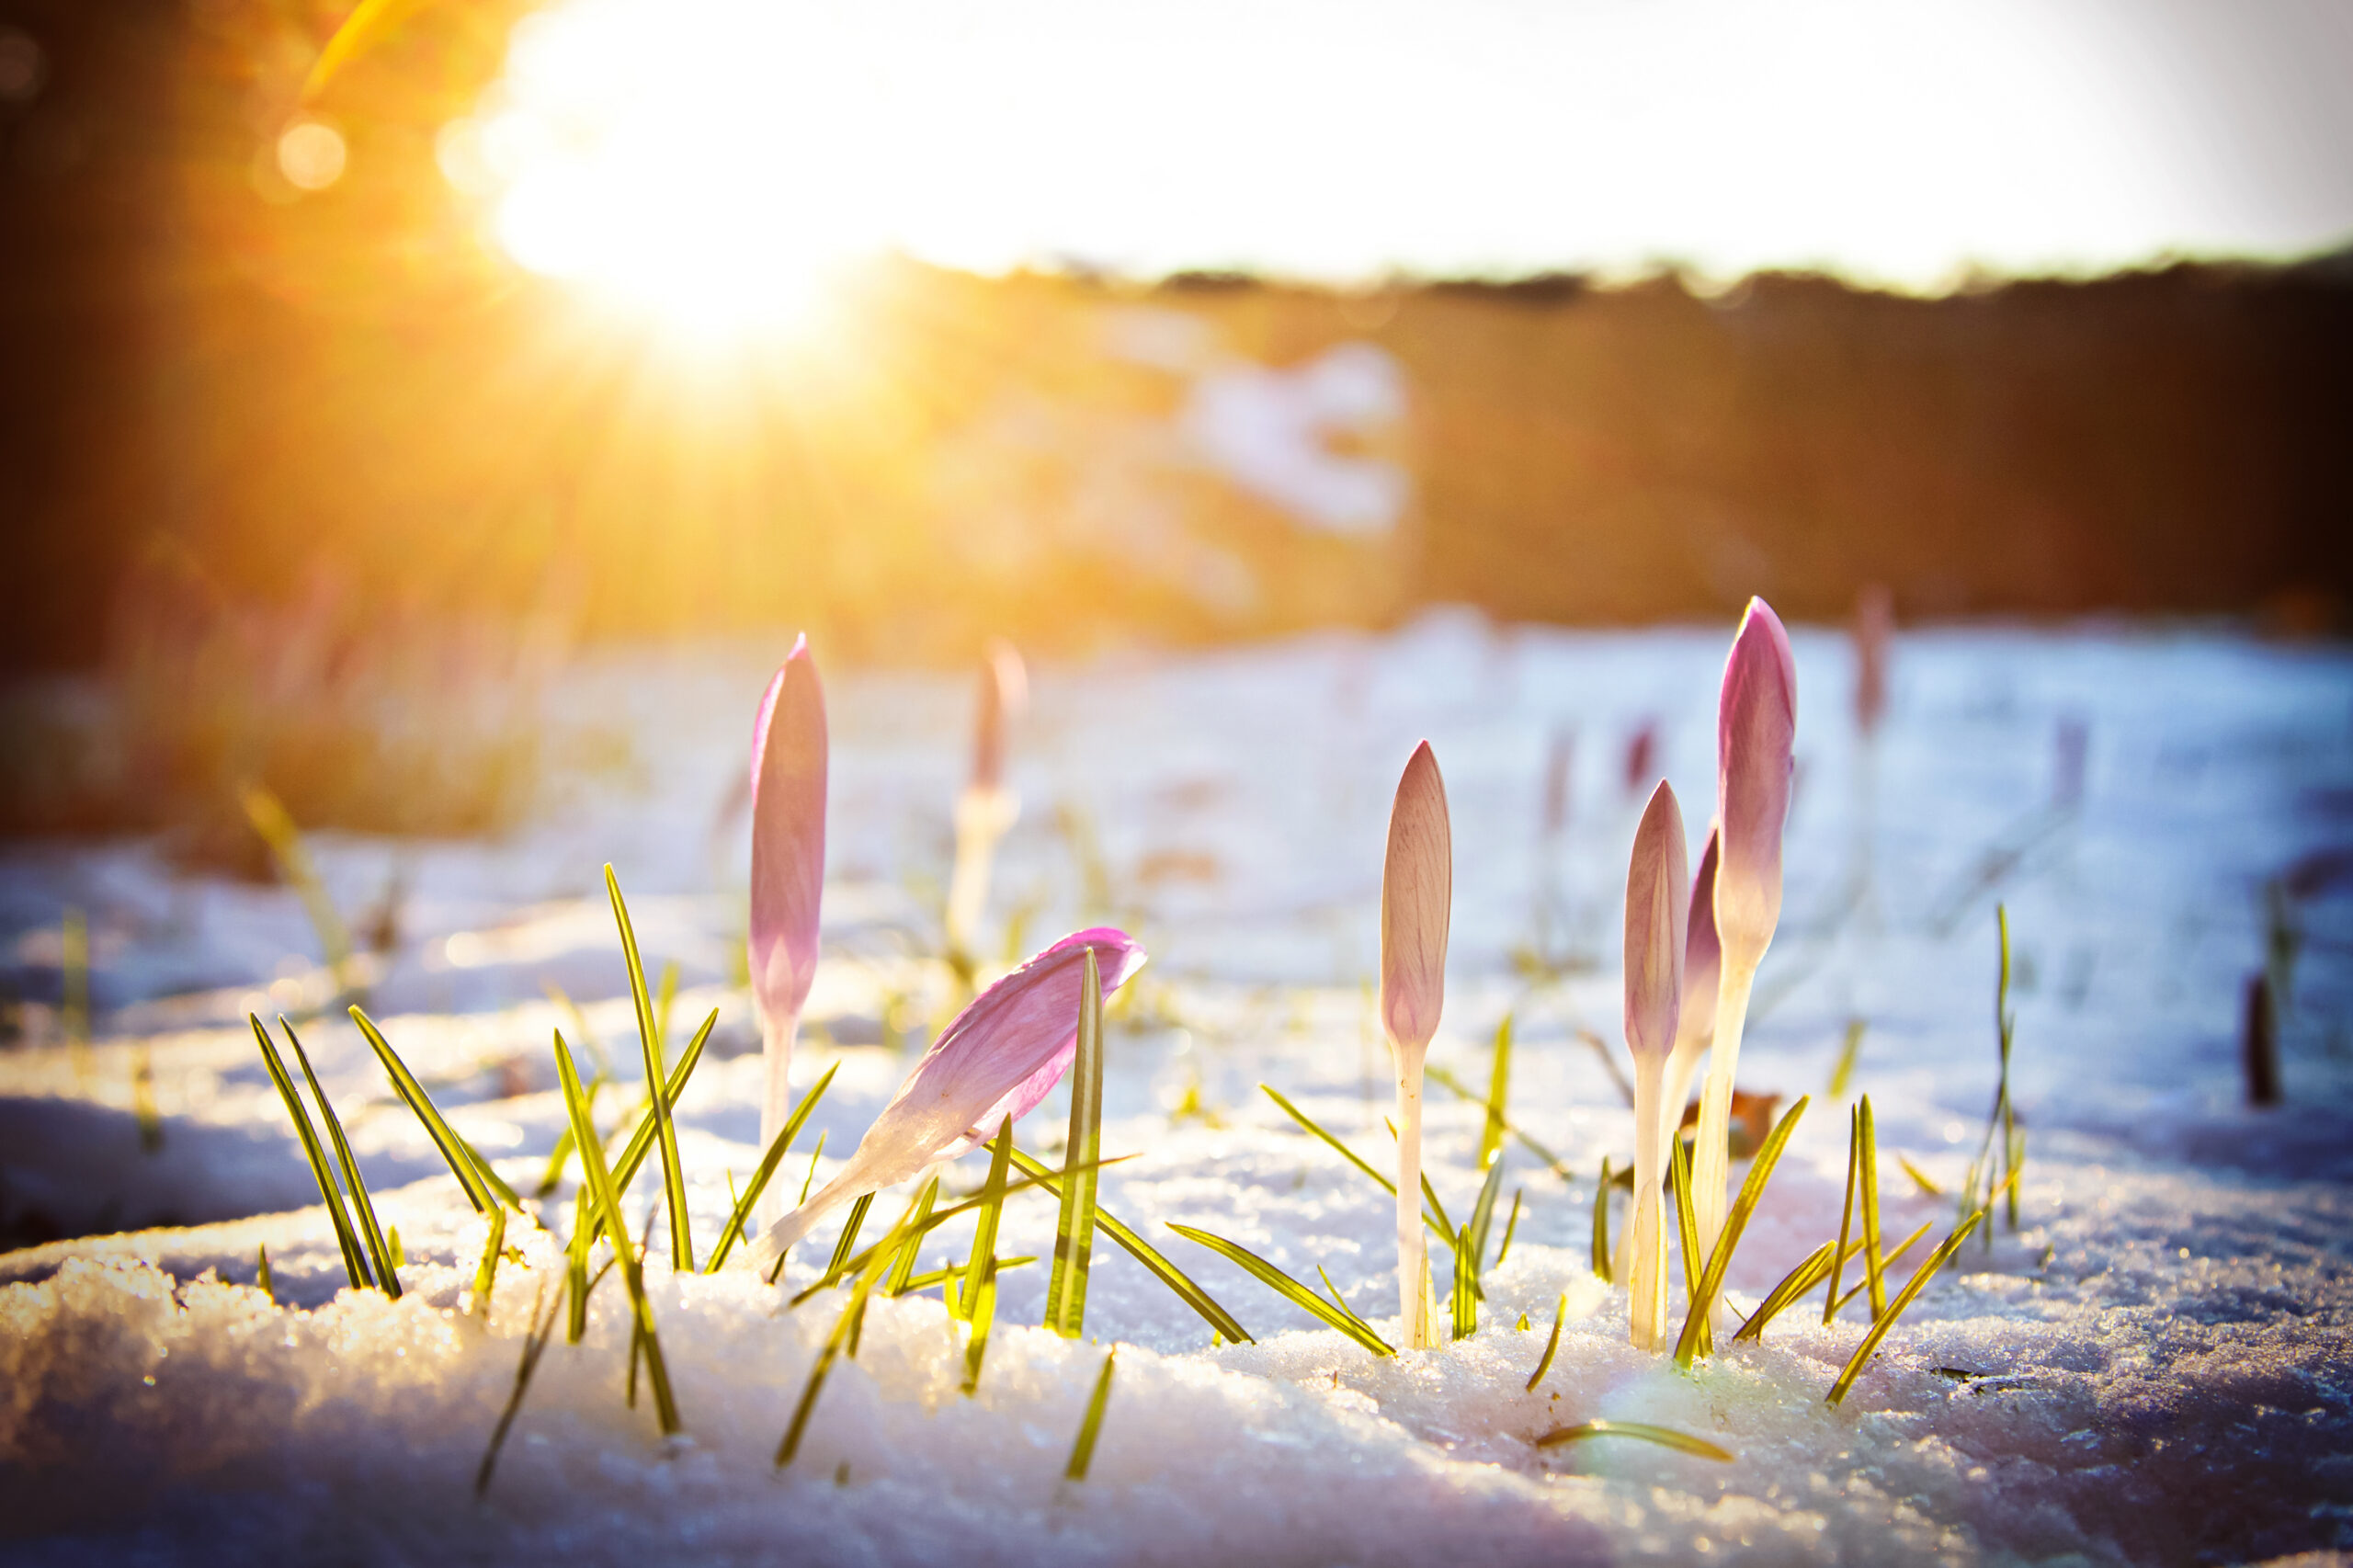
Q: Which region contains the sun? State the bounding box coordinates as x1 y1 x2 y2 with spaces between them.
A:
439 0 897 342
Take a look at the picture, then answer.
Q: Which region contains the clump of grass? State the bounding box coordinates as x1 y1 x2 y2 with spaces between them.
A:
248 1013 375 1294
1825 1210 1986 1407
1063 1349 1117 1483
281 1016 400 1297
553 1028 678 1434
1535 1419 1732 1462
1673 1096 1808 1369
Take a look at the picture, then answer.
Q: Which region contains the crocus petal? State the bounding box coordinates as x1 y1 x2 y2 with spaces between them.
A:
1714 597 1796 960
749 927 1145 1267
1678 830 1722 1054
1623 781 1689 1065
1381 742 1451 1054
750 637 827 1142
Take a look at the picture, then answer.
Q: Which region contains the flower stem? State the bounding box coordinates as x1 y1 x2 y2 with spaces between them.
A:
1692 960 1756 1265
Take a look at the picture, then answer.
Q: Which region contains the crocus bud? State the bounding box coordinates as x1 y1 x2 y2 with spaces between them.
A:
1381 741 1450 1348
1622 720 1658 799
1622 780 1688 1350
1663 828 1722 1122
749 928 1146 1269
1853 584 1893 737
1540 725 1574 839
751 636 827 1151
1381 742 1450 1052
1623 782 1689 1067
971 638 1028 794
1713 597 1796 966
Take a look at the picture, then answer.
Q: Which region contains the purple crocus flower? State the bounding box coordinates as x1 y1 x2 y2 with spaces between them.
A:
749 927 1146 1269
751 636 827 1153
1662 827 1722 1137
1622 781 1689 1349
1692 597 1796 1258
1381 741 1450 1348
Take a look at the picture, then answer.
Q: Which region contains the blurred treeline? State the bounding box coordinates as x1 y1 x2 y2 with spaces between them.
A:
5 0 2352 687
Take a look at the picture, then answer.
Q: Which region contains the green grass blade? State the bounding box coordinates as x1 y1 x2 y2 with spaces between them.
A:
1897 1153 1944 1198
1045 948 1107 1338
799 1133 827 1206
605 865 692 1272
1675 1096 1810 1369
1064 1349 1118 1482
821 1194 875 1290
1591 1156 1614 1283
241 784 360 1003
249 1014 371 1291
1825 1103 1860 1324
279 1017 399 1299
1733 1241 1836 1342
1825 1210 1986 1406
1859 1094 1887 1319
1007 1148 1253 1345
1313 1264 1380 1338
535 1070 604 1198
961 1249 1000 1395
809 1155 1139 1301
587 1008 717 1244
886 1175 939 1295
896 1256 1035 1294
472 1204 508 1317
1166 1223 1392 1356
1526 1290 1568 1390
1261 1085 1450 1239
1827 1017 1866 1097
706 1060 838 1272
957 1118 1017 1329
1496 1188 1524 1267
1450 1221 1475 1340
1831 1220 1935 1315
1535 1419 1733 1462
349 1006 498 1214
1478 1013 1513 1172
256 1244 276 1303
554 1028 679 1435
1669 1131 1711 1357
1466 1157 1506 1278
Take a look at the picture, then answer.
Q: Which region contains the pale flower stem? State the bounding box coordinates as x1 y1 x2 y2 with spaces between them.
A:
1628 1061 1671 1349
948 788 1014 961
1692 962 1756 1263
1393 1051 1434 1348
756 1014 801 1225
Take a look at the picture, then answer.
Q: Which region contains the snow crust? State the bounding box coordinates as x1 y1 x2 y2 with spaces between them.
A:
4 615 2351 1565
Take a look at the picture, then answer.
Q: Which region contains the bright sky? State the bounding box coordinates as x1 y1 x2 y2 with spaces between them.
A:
437 0 2353 322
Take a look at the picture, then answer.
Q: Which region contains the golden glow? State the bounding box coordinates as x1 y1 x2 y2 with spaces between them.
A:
277 119 347 192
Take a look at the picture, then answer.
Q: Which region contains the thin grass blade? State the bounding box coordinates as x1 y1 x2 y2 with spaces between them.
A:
1674 1096 1810 1369
1045 947 1105 1337
1733 1241 1836 1342
777 1190 926 1468
1825 1103 1859 1324
1478 1014 1513 1171
1669 1131 1711 1357
1535 1419 1733 1461
605 866 693 1272
1064 1349 1118 1482
1859 1094 1887 1319
279 1017 399 1298
1496 1188 1524 1267
350 1006 499 1213
1526 1290 1568 1390
1167 1222 1393 1355
1831 1220 1936 1314
1424 1063 1576 1183
1591 1155 1613 1283
249 1014 371 1290
820 1194 875 1291
957 1118 1017 1327
1262 1085 1450 1238
472 1204 508 1317
886 1175 940 1295
1826 1210 1986 1406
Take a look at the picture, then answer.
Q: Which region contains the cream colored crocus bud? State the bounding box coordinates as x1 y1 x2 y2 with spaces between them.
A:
1381 741 1450 1349
1692 597 1796 1261
946 640 1027 975
1622 781 1689 1349
750 636 827 1159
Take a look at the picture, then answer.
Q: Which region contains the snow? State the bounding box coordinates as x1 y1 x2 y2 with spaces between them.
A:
4 613 2351 1566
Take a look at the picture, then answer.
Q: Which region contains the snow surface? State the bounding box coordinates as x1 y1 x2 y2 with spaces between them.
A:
4 614 2351 1566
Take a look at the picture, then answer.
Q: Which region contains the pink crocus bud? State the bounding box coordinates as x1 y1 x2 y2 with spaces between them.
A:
971 638 1028 794
1853 584 1893 737
1693 597 1797 1261
751 636 827 1153
1381 741 1450 1348
1621 720 1658 799
749 927 1146 1270
1622 780 1689 1349
1714 597 1796 963
1662 828 1722 1127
